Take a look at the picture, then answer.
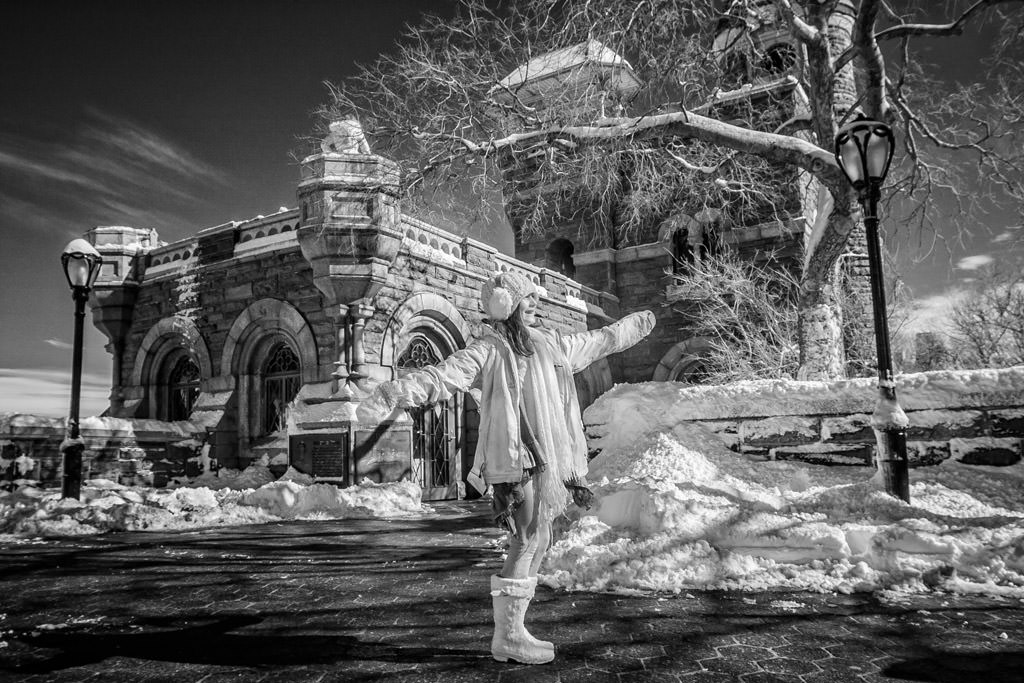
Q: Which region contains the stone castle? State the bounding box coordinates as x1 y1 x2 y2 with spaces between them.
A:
2 2 876 497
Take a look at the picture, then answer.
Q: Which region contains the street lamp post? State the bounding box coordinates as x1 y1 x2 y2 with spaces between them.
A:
60 239 102 500
834 113 910 503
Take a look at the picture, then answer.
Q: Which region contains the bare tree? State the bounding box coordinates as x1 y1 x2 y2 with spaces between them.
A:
318 0 1024 379
910 331 950 371
949 262 1024 368
667 250 802 382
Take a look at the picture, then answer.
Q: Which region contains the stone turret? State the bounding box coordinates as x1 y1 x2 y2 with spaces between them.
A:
86 226 160 413
297 122 403 383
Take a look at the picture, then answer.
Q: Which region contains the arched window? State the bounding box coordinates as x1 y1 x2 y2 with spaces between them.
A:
721 52 749 87
697 226 721 263
397 336 441 371
546 238 576 279
261 343 300 435
163 354 200 421
672 229 694 275
759 44 796 76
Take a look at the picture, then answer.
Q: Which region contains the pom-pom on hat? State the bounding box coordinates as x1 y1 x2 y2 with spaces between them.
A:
480 270 536 321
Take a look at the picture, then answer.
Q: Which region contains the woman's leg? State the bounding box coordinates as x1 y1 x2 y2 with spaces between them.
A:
500 479 540 579
490 478 554 662
527 519 551 578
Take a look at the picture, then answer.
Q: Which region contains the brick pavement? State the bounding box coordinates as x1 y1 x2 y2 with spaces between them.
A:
0 499 1022 682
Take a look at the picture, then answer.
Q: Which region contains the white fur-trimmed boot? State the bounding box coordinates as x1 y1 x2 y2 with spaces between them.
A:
490 575 555 664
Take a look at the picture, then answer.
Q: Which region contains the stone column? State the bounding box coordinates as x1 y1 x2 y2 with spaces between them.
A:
105 341 124 414
327 304 350 385
348 302 375 383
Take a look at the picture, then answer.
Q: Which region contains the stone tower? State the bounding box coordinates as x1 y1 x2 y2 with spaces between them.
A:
712 0 875 377
494 2 874 386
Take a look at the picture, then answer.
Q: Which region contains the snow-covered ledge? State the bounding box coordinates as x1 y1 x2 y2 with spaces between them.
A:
584 367 1024 468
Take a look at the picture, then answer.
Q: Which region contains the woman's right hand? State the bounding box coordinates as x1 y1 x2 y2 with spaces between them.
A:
627 310 656 335
637 310 656 331
355 385 397 422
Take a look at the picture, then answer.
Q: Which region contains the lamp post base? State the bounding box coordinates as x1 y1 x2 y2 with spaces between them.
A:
61 443 84 500
874 428 910 503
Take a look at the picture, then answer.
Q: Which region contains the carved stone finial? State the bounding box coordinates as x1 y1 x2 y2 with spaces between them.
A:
321 118 372 155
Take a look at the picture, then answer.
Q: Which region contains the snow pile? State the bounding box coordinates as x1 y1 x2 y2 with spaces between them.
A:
542 386 1024 598
180 460 277 490
0 474 425 538
240 479 424 519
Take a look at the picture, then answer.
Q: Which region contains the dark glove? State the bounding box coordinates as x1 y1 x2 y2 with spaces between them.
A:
564 476 593 510
492 481 526 536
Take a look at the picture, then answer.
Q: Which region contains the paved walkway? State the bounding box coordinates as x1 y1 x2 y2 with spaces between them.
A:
0 499 1022 682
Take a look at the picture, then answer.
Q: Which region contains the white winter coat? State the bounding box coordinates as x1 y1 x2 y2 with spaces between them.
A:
380 311 655 486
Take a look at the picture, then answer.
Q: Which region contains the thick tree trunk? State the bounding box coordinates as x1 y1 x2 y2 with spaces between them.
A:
797 185 862 380
797 293 845 380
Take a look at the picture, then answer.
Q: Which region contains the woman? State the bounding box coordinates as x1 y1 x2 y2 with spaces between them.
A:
362 270 655 664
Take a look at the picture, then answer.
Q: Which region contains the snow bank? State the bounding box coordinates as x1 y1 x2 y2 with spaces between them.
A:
0 473 425 538
544 389 1024 598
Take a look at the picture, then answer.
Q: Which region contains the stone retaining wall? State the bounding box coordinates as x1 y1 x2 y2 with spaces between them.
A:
0 414 209 488
584 366 1024 468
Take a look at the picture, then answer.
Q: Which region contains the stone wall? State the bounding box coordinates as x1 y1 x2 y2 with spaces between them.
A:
584 367 1024 468
0 414 209 489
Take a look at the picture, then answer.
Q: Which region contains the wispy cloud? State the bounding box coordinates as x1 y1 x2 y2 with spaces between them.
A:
0 192 84 238
956 254 994 271
993 232 1014 243
902 288 968 336
43 338 73 350
0 149 110 194
79 108 231 186
0 108 233 239
0 368 109 418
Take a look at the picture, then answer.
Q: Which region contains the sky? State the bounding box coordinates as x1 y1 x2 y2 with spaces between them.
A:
0 1 1020 418
0 0 460 417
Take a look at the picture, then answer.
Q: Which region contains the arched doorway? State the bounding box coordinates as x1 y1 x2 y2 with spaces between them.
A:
654 337 714 384
396 333 460 500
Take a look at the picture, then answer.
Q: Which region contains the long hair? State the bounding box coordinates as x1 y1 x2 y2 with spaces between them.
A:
494 305 535 357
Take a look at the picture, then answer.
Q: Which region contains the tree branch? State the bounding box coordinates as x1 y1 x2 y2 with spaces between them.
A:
417 110 844 189
772 0 820 44
834 0 1024 73
874 0 1024 41
852 0 889 118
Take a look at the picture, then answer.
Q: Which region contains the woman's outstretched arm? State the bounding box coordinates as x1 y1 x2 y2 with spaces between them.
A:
372 338 490 410
558 310 656 373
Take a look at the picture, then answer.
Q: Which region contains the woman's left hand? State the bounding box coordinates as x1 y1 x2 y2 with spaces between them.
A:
566 483 594 510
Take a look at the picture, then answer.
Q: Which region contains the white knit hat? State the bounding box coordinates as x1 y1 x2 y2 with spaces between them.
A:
480 271 535 321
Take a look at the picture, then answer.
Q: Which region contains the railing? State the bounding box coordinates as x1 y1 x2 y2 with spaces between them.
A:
236 210 301 246
400 216 466 263
145 241 199 278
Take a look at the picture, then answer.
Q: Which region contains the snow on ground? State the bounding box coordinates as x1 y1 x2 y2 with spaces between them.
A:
541 383 1024 598
3 373 1023 600
0 459 426 539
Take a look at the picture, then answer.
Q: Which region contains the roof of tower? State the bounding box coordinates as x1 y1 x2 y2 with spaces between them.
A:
495 39 641 104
